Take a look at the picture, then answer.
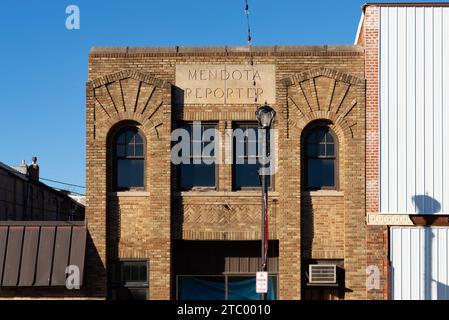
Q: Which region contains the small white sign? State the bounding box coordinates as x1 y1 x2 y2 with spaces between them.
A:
256 272 268 294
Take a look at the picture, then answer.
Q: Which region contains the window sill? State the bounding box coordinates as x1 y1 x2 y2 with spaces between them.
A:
109 191 150 197
174 191 280 197
302 190 344 197
232 189 277 195
179 187 217 191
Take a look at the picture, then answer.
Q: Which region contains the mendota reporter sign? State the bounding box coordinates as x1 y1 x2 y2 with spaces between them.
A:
175 64 275 105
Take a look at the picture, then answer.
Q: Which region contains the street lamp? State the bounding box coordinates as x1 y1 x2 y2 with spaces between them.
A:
255 103 276 300
256 103 276 129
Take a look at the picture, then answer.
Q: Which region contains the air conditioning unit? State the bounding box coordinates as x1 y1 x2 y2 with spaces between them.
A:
308 264 337 285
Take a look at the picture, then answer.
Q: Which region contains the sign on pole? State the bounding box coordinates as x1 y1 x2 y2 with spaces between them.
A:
256 272 268 294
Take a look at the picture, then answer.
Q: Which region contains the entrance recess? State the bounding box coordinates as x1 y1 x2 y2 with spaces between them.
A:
174 241 279 300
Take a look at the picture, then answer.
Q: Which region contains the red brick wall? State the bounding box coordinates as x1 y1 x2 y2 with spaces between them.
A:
364 5 389 300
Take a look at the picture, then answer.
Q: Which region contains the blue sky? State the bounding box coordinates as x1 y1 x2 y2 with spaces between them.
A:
0 0 444 194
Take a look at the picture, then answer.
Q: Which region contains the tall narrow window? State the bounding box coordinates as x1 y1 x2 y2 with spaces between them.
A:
114 127 145 191
233 123 271 190
304 126 337 190
177 122 217 190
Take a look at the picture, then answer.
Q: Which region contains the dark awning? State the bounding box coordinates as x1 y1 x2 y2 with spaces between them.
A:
0 221 86 287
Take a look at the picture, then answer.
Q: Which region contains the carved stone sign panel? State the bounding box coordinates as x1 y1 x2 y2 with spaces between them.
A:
175 64 276 105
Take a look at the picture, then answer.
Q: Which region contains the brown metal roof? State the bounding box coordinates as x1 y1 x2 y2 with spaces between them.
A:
0 222 86 287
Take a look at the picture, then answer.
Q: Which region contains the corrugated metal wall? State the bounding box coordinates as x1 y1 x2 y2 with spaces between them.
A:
379 7 449 214
390 227 449 300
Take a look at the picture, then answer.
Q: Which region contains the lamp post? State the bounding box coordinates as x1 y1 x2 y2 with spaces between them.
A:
255 103 276 301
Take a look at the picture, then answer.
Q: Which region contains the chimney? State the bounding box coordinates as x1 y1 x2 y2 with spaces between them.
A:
28 156 39 180
13 160 28 175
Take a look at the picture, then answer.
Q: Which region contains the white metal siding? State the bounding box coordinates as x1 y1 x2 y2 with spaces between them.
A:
379 7 449 214
390 227 449 300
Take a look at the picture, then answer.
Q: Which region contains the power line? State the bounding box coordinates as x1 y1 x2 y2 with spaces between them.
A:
51 188 85 196
0 170 85 189
39 177 85 189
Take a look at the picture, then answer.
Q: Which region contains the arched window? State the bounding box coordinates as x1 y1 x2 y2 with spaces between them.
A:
114 127 145 191
304 126 338 190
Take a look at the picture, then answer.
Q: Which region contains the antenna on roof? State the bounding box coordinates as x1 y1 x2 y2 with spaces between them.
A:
244 0 258 108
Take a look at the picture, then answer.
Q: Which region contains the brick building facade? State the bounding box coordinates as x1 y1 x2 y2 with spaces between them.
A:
85 44 367 300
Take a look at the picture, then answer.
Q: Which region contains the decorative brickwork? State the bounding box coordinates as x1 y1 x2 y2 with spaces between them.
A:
85 46 366 300
283 67 366 299
86 69 172 299
173 194 278 240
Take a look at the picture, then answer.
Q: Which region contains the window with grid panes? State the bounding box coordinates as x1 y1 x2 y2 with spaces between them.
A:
114 128 145 191
178 122 217 190
304 126 337 190
109 260 148 300
233 123 271 190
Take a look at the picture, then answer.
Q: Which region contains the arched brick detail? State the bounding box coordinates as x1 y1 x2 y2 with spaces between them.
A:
87 69 171 142
281 67 364 87
97 112 163 143
89 69 170 89
282 67 363 140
